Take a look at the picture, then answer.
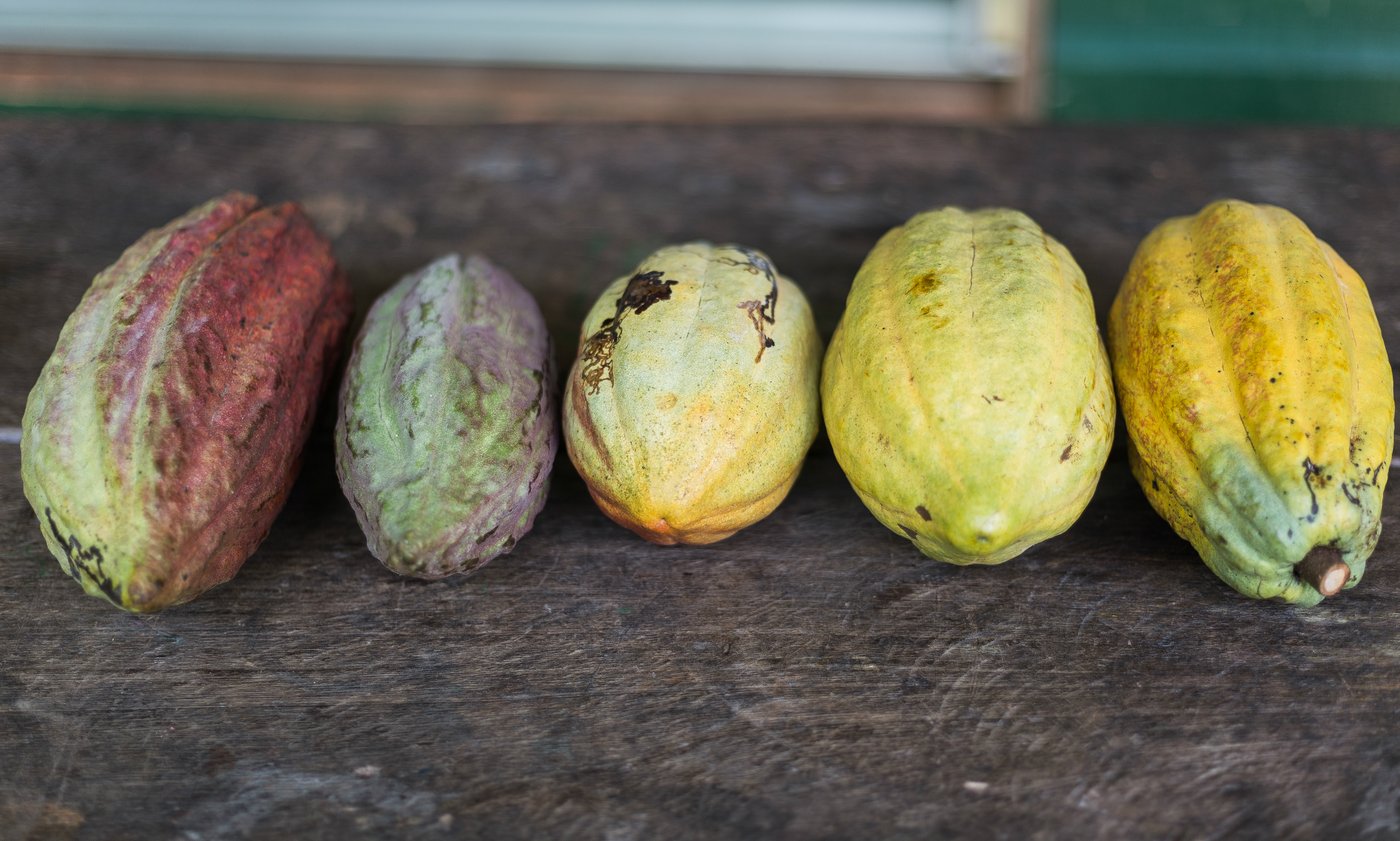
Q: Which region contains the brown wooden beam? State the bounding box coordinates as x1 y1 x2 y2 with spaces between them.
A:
0 49 1024 123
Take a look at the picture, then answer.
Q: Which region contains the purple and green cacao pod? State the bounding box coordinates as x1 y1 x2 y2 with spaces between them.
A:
21 191 352 612
335 254 557 578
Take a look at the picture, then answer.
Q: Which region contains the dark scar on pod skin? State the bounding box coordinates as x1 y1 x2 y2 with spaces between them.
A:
718 246 779 364
578 270 678 395
45 506 123 603
1302 457 1322 521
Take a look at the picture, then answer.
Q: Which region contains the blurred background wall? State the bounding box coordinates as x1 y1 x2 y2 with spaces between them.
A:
0 0 1393 124
1052 0 1400 123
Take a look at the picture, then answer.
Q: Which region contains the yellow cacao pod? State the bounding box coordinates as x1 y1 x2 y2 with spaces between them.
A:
563 243 822 545
823 207 1115 564
1109 199 1394 605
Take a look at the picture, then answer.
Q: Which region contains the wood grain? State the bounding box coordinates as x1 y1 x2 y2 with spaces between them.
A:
3 119 1400 840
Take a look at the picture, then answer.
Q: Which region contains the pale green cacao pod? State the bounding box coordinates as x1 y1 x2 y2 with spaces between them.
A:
563 243 822 544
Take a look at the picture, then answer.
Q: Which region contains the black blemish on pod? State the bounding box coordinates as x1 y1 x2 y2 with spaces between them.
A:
45 507 122 603
1343 484 1362 507
721 246 781 363
578 270 679 394
1301 458 1322 521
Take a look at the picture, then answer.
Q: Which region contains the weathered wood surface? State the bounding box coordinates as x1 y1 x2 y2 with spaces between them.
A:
4 119 1400 840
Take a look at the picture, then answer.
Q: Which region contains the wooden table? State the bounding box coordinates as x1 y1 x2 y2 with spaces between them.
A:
3 119 1400 840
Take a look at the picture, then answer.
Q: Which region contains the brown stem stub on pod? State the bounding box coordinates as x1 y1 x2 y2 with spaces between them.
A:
1296 547 1350 597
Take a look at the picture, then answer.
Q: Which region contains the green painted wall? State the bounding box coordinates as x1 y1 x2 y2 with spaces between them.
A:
1052 0 1400 124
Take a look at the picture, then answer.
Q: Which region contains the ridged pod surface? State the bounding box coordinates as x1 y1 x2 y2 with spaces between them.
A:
336 254 556 578
1109 199 1393 605
21 192 352 612
823 207 1114 564
564 243 822 545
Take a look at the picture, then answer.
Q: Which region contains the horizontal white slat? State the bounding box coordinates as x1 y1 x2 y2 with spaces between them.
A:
0 0 1019 78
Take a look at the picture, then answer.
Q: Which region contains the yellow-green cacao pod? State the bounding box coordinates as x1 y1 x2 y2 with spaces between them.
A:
1109 199 1394 605
823 207 1115 564
336 254 557 578
563 243 822 544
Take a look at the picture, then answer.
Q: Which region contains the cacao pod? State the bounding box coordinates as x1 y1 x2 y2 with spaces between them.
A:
823 207 1115 564
564 242 822 544
1109 199 1394 605
335 254 557 578
21 192 351 612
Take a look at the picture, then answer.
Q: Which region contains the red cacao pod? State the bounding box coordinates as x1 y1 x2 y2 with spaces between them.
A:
21 192 352 612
